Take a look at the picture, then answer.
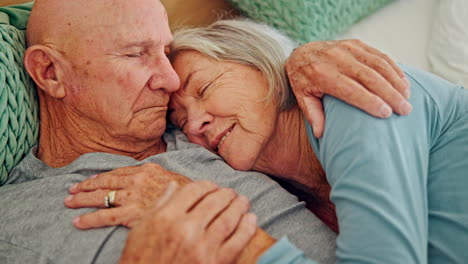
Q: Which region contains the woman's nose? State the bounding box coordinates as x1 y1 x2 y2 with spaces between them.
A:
186 110 213 136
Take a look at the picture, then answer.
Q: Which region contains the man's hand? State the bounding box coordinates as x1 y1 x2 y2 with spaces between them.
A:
65 163 191 229
119 181 258 264
65 163 275 263
286 39 413 138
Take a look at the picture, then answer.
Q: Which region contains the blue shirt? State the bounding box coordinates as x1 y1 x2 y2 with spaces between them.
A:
305 65 468 263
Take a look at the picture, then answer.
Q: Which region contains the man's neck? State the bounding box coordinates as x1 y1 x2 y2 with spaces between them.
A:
37 97 166 168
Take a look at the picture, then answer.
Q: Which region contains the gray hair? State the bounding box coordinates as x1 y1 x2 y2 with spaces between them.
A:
171 19 298 110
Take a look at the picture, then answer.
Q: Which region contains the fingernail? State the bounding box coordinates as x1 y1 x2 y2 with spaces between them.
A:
379 104 392 118
64 195 73 203
167 181 179 191
238 195 250 206
69 183 78 192
90 174 98 179
403 88 411 99
312 125 322 138
73 216 80 226
400 100 413 115
403 76 410 85
247 213 257 225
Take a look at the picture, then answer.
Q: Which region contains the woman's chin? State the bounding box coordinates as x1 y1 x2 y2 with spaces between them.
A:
225 157 255 171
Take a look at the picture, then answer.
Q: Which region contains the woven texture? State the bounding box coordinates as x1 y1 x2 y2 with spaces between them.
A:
0 23 38 185
228 0 393 43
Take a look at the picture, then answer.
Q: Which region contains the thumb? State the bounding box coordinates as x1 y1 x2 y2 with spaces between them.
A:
299 96 325 138
155 181 179 209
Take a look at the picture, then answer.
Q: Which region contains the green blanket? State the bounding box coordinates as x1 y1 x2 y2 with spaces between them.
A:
229 0 393 43
0 2 36 185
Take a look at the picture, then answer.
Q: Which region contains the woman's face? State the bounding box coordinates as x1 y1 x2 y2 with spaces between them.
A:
169 51 278 171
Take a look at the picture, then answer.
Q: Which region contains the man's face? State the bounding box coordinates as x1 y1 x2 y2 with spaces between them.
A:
60 0 180 143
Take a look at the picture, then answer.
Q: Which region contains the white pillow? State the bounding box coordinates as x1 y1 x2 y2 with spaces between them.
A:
427 0 468 88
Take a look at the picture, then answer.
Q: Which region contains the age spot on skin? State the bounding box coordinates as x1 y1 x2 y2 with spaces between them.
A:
117 77 125 86
86 60 91 65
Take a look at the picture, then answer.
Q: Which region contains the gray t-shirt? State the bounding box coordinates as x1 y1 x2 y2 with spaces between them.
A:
0 129 335 264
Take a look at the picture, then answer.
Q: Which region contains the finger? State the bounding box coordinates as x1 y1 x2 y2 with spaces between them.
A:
64 189 111 208
346 60 412 116
69 175 133 194
359 42 406 79
217 213 257 263
347 45 410 99
318 71 394 119
188 188 238 229
162 180 219 214
68 163 165 194
298 95 325 138
73 206 143 229
205 195 250 244
288 70 326 137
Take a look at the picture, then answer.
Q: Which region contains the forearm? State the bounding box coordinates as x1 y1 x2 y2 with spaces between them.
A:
235 229 276 264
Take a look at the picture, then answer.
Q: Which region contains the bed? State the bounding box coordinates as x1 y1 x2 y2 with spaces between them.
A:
340 0 467 87
338 0 438 72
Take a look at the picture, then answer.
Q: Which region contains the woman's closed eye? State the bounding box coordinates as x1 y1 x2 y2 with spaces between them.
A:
197 72 225 98
198 80 219 99
198 83 210 97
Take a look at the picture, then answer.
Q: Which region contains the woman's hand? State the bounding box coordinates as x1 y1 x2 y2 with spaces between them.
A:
285 39 412 138
119 181 258 264
64 162 192 229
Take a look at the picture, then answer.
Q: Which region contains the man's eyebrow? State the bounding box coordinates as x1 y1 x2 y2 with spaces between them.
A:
118 40 156 49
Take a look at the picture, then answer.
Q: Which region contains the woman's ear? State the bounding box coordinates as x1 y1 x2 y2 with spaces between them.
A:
24 45 66 99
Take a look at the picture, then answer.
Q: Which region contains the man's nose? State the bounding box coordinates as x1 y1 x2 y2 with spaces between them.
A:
149 56 180 93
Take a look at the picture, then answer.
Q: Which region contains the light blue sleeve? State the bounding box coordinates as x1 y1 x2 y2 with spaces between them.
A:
258 237 318 264
306 67 447 263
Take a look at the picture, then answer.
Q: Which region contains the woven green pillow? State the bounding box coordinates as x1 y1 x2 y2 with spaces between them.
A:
228 0 393 43
0 2 37 185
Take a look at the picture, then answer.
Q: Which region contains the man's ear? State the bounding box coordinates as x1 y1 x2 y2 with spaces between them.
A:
24 45 66 98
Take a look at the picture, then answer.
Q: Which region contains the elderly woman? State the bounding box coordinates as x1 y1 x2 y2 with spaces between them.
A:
167 20 468 263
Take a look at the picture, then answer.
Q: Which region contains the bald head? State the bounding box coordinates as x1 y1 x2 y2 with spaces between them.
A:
27 0 167 49
27 0 96 46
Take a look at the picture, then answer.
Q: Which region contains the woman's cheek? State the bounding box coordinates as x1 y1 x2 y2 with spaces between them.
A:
225 151 256 171
187 135 209 149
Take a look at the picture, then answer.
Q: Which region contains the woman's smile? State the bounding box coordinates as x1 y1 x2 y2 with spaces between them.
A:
213 124 235 153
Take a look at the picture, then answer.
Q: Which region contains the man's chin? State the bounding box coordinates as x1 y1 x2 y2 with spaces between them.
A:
121 117 167 142
133 108 168 126
134 106 168 115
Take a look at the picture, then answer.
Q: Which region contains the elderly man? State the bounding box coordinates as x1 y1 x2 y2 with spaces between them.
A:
0 0 410 263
